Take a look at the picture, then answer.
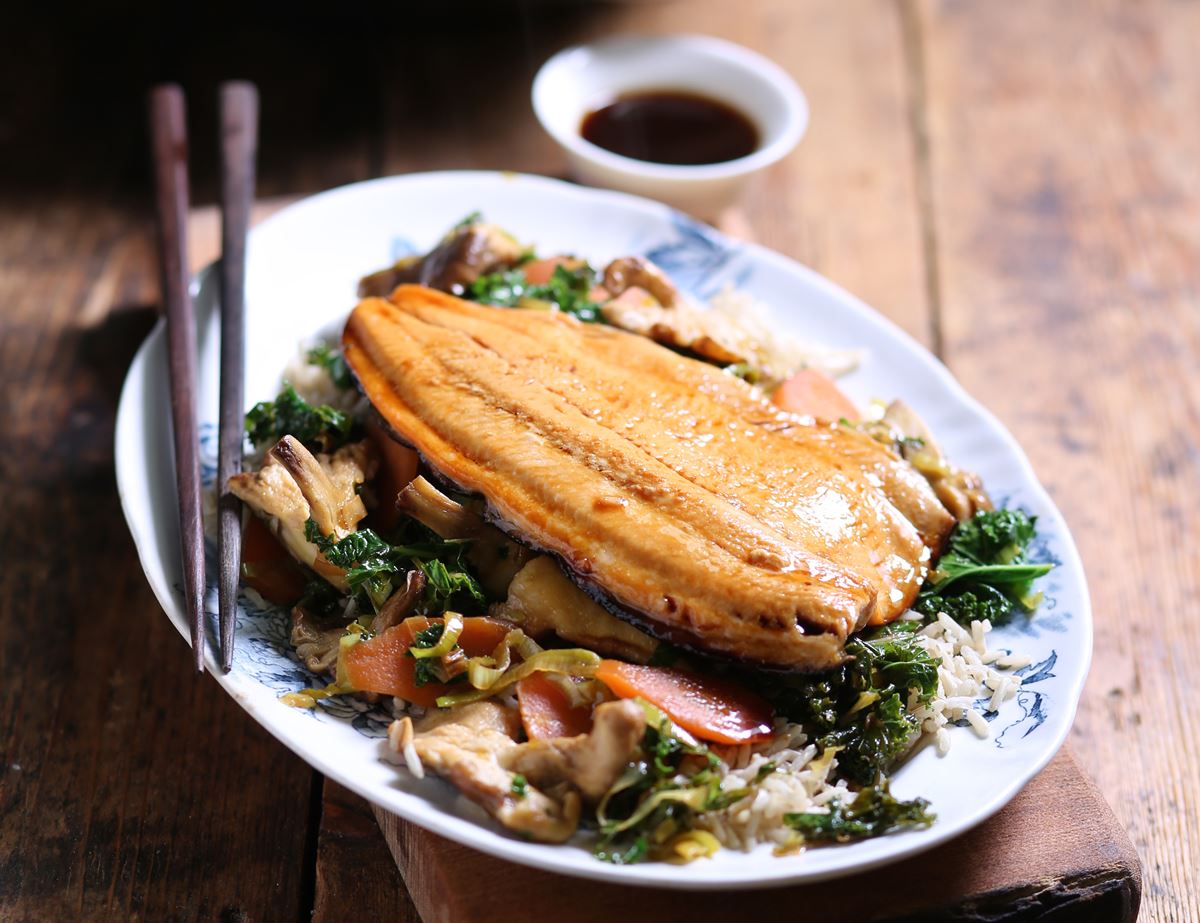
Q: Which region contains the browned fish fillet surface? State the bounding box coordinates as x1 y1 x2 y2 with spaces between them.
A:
344 287 951 669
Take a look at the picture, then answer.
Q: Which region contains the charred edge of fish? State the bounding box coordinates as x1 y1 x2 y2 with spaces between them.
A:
475 499 843 675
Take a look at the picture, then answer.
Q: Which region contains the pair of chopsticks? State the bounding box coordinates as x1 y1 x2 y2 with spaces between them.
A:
149 82 259 673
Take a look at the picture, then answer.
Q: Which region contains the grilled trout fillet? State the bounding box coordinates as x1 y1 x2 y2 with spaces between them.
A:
343 286 954 670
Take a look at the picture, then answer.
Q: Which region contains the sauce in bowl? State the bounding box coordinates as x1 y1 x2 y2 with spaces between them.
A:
581 91 760 166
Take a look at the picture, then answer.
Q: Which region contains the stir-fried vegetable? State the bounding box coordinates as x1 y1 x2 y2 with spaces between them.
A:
435 646 602 708
245 384 353 451
408 614 464 660
339 615 513 707
520 256 580 285
240 515 308 604
771 368 860 420
305 343 355 390
517 672 595 739
594 702 750 864
305 518 485 614
364 420 420 532
468 263 606 324
419 559 487 614
915 509 1053 624
595 660 775 746
754 621 939 785
784 782 933 844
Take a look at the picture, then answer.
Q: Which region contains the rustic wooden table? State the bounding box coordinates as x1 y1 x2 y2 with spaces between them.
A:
2 1 1196 920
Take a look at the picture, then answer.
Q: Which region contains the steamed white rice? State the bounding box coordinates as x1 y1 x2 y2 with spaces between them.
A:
282 345 359 413
706 287 866 382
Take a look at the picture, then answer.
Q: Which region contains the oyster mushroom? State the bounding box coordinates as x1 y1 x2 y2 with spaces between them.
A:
391 699 648 843
506 699 647 801
372 568 427 634
358 222 525 298
397 701 581 843
879 400 993 522
602 256 680 307
227 436 377 589
290 604 346 675
396 475 532 597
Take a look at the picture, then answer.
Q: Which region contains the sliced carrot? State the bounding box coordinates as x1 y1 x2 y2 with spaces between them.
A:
365 419 420 531
240 515 308 604
521 256 583 285
341 615 514 707
517 672 594 740
455 616 515 655
771 368 859 422
594 660 774 745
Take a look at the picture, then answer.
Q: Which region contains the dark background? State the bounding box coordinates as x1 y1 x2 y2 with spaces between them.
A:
1 3 602 204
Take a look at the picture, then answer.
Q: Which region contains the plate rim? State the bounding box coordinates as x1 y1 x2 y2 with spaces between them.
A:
115 169 1093 890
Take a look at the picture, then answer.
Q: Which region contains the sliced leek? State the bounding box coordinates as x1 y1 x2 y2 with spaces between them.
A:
436 648 602 707
410 613 464 659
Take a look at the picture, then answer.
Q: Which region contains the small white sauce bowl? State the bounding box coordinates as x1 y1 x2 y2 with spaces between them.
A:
532 34 808 216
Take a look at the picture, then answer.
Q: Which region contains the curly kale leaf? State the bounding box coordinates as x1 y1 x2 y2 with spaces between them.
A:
296 579 346 619
914 584 1011 625
418 558 486 613
821 691 914 784
752 622 939 785
410 622 447 650
304 519 484 615
468 268 528 305
469 264 606 324
917 509 1054 624
245 384 352 451
305 344 355 390
785 782 933 844
304 521 396 609
947 508 1038 563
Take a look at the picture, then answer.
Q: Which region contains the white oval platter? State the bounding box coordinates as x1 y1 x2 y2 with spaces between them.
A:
116 171 1091 890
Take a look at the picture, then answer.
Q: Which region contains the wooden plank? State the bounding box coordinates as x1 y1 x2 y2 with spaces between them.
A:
312 783 418 923
375 0 936 346
372 748 1139 923
913 2 1200 921
0 198 314 921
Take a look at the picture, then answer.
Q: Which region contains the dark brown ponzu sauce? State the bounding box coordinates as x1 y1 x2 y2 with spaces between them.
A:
581 91 760 166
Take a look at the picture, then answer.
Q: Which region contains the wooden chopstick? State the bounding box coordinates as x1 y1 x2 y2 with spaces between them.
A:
149 84 205 673
216 81 260 672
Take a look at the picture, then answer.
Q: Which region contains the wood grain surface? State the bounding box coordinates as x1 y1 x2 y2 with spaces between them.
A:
913 3 1200 918
2 0 1196 920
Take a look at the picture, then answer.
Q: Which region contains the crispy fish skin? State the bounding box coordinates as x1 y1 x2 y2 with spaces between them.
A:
568 313 956 554
344 288 943 669
345 298 867 670
381 287 952 622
